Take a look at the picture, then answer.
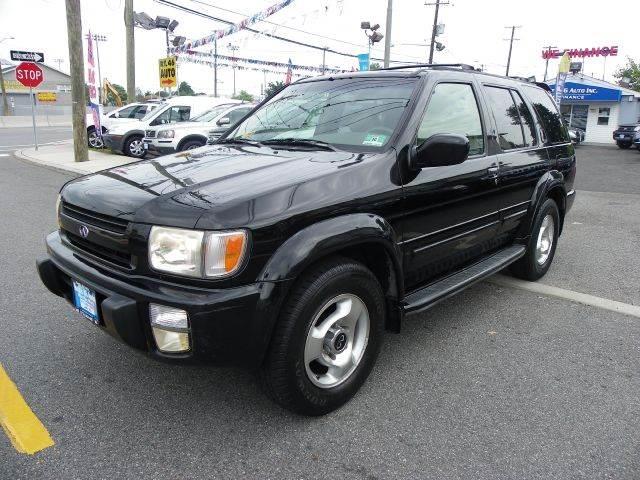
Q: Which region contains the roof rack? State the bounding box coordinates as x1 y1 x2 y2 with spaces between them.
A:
379 63 477 71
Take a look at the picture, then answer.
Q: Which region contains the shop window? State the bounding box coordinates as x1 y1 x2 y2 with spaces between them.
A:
597 108 610 126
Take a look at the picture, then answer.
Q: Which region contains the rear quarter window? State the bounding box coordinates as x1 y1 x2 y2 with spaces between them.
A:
522 86 569 144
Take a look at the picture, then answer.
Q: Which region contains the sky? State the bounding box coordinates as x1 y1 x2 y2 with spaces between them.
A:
0 0 638 99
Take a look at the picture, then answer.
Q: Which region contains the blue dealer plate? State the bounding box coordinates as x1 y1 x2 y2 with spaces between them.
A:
72 280 99 324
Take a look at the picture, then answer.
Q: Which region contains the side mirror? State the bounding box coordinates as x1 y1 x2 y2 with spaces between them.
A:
410 133 470 170
217 117 231 126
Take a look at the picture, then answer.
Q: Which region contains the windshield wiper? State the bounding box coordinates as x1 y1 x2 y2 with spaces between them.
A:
261 138 336 151
215 138 264 147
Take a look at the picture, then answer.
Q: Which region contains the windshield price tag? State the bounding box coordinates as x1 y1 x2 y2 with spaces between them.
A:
362 134 387 147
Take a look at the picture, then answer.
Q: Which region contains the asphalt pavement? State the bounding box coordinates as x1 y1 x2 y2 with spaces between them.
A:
1 145 639 479
0 126 72 154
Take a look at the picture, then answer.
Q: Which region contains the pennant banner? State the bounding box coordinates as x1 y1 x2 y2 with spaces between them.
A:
172 0 295 54
182 50 348 74
176 55 307 78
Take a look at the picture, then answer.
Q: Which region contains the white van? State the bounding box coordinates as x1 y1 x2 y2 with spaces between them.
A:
103 96 235 158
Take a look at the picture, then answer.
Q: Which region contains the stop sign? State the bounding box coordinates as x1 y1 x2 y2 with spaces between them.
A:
15 62 44 88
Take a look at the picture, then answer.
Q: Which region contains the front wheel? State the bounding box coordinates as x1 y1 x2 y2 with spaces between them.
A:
87 127 104 149
260 257 385 416
124 135 146 158
510 198 560 281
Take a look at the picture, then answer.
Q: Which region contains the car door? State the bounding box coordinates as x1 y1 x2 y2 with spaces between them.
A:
399 79 502 291
480 84 551 241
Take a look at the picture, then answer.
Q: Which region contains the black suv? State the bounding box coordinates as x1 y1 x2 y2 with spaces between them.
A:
37 65 576 415
612 123 640 149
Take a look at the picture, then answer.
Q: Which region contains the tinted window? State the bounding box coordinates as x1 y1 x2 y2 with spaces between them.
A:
229 77 418 150
417 83 484 155
484 87 525 150
512 91 537 146
227 107 252 124
522 85 569 143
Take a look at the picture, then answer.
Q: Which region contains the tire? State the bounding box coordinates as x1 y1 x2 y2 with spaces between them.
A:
510 198 560 281
179 139 205 151
124 135 146 158
260 257 385 416
87 127 104 149
617 142 631 149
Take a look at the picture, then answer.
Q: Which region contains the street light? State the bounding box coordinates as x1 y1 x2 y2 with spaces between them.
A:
133 11 180 55
360 21 384 70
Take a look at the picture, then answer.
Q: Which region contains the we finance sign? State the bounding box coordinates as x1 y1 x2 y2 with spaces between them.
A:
542 46 618 59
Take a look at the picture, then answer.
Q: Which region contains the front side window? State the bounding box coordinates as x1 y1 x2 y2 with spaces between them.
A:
151 106 191 125
523 85 569 144
191 104 234 123
226 107 253 124
417 83 484 156
484 86 526 150
228 77 418 150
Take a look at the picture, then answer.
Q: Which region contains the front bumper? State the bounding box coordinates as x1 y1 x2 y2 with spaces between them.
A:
613 131 636 143
103 134 125 152
37 231 290 366
143 138 176 156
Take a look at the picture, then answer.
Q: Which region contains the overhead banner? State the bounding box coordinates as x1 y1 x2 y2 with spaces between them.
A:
176 55 305 78
86 31 102 138
172 0 295 53
159 56 177 88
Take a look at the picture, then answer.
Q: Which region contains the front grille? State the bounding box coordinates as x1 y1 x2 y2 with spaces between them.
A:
145 130 156 138
61 202 129 234
618 125 636 132
66 232 133 269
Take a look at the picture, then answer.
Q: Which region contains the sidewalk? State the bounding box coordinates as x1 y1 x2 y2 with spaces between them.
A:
14 140 136 175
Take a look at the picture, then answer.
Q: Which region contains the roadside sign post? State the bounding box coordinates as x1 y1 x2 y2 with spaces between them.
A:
15 61 44 150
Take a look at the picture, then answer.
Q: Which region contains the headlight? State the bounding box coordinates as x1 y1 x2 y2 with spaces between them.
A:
55 194 62 228
158 129 175 139
149 226 247 278
634 126 640 132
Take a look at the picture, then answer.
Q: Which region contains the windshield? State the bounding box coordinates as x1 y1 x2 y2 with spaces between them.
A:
227 77 418 150
191 104 234 123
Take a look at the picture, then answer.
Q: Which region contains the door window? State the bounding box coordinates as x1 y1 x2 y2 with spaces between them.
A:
417 83 484 155
113 105 136 118
484 86 526 150
512 90 537 146
151 106 192 125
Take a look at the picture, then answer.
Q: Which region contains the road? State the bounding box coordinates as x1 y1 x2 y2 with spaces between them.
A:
1 145 639 479
0 126 72 154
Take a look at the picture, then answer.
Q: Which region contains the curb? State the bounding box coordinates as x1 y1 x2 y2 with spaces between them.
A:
13 148 86 176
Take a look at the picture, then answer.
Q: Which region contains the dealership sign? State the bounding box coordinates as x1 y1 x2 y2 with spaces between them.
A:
549 82 622 102
542 46 618 60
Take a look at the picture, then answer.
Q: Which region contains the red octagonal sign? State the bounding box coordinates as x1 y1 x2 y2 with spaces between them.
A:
15 62 44 88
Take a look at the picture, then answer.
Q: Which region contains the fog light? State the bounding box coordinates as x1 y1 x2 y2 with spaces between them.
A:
149 304 190 353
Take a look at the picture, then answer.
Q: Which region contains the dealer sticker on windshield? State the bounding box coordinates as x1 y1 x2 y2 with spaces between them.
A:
362 134 387 147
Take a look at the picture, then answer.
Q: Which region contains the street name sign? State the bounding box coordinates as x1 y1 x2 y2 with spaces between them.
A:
15 62 44 88
10 50 45 63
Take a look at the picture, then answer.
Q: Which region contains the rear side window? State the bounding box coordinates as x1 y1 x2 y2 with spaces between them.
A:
522 86 569 144
417 83 484 156
512 91 537 146
484 86 526 150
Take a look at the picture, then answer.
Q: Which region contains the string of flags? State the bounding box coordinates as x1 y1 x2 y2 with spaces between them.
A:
176 55 307 78
181 50 348 74
172 0 295 54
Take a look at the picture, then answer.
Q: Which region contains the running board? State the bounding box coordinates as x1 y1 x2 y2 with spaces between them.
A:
403 245 526 314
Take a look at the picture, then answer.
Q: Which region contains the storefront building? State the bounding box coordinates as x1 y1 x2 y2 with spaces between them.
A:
546 74 640 144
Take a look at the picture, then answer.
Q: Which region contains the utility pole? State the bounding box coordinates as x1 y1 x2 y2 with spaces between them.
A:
213 38 218 97
124 0 135 103
541 45 556 81
425 0 449 63
504 25 521 76
227 43 239 97
383 0 392 68
65 0 88 162
321 47 327 74
53 58 65 71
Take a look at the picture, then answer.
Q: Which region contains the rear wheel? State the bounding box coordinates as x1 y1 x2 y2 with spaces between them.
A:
124 135 145 158
260 257 385 416
510 198 560 281
87 127 103 149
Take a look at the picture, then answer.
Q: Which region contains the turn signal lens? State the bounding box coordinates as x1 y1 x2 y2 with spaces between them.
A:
204 231 247 277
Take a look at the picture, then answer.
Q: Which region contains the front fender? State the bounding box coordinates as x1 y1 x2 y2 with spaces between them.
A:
258 213 402 286
516 170 567 240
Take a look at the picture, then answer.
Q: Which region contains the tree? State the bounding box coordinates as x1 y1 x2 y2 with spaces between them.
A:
177 81 195 96
233 90 254 101
614 57 640 92
369 62 381 70
264 81 285 98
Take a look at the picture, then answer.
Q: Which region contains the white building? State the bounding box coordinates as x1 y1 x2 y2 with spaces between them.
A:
546 74 640 144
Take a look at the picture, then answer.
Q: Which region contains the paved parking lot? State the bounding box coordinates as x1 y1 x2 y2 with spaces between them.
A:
1 145 639 479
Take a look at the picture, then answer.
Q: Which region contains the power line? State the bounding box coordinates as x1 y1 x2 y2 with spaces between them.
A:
504 25 521 76
154 0 423 65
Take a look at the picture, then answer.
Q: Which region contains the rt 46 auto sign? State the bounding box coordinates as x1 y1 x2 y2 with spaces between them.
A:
15 62 44 88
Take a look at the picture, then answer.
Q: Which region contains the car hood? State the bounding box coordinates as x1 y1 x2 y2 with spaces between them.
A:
61 145 381 230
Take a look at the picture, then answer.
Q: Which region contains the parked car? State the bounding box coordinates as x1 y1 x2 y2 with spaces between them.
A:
86 102 162 149
568 127 585 145
612 123 640 149
38 65 575 415
143 102 255 155
103 96 234 158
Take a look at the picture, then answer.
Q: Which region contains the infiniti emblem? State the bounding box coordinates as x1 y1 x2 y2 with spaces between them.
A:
79 225 90 238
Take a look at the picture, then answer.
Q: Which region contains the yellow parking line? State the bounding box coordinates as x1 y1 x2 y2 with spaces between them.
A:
0 364 54 455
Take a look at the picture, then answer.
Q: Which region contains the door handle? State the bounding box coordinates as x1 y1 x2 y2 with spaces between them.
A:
487 166 499 185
